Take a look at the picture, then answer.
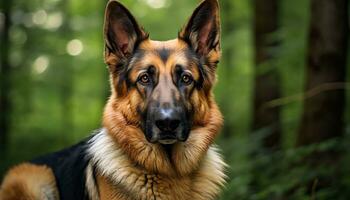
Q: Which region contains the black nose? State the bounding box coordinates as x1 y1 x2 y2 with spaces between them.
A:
155 109 180 132
156 119 180 132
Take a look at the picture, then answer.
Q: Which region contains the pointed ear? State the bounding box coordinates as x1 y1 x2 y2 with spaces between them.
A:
179 0 221 57
104 0 148 65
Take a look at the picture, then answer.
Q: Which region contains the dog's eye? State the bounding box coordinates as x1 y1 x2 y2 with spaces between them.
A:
181 74 193 85
139 74 150 84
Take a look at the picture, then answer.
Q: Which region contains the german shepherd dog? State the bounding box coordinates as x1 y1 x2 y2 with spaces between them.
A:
0 0 226 199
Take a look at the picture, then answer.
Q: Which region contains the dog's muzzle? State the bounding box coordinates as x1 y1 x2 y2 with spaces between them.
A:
145 105 189 144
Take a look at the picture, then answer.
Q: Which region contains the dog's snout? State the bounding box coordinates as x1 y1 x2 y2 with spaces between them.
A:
145 94 190 144
155 119 180 132
155 108 180 132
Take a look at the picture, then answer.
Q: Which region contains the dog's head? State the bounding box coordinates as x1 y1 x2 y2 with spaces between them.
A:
103 0 221 145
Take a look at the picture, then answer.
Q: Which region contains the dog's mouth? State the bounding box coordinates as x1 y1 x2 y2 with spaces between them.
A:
158 133 178 144
144 121 190 144
146 129 189 144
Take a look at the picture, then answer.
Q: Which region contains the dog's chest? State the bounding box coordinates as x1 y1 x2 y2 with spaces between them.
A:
97 172 195 200
88 131 226 200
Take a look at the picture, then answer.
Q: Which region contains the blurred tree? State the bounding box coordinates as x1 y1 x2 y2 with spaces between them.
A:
0 0 12 153
297 0 348 146
220 0 235 137
297 0 348 195
252 0 281 149
59 0 74 142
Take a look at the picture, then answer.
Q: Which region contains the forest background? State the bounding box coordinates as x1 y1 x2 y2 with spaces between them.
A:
1 0 350 199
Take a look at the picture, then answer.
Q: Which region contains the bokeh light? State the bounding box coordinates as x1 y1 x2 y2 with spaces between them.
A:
32 56 49 74
32 10 47 25
44 12 63 30
144 0 169 9
66 39 83 56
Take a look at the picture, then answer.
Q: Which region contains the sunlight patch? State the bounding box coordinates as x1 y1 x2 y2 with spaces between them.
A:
144 0 170 9
66 39 83 56
32 56 49 74
32 10 47 25
44 12 63 30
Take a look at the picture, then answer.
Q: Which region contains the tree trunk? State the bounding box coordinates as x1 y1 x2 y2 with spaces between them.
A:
0 0 12 154
59 0 74 143
220 0 235 138
297 0 348 146
253 0 281 149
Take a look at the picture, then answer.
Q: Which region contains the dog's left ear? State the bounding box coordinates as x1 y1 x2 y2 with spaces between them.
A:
104 0 148 67
179 0 221 57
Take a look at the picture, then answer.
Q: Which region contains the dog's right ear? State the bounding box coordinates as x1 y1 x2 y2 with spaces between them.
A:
104 0 148 69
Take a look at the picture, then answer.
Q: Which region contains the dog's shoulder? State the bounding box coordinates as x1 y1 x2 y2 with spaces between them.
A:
1 131 99 200
31 134 96 199
0 163 59 200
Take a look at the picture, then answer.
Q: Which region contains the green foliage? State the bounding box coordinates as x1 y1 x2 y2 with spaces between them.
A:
278 0 310 148
219 131 350 200
1 0 350 199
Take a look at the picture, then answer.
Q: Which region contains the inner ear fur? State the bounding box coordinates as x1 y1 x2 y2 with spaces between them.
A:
104 0 148 69
179 0 221 57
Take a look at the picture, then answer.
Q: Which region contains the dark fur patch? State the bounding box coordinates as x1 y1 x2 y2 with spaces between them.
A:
31 136 93 200
156 48 172 63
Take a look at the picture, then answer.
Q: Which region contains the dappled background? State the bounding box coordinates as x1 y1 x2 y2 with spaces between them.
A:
1 0 350 199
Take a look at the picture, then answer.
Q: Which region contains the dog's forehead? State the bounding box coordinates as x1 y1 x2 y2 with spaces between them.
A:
131 38 198 73
140 39 188 51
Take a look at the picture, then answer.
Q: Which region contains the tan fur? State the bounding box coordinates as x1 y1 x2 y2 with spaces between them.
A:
0 163 59 200
97 175 129 200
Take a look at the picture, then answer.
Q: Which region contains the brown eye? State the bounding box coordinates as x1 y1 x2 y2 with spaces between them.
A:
181 74 192 85
139 74 150 84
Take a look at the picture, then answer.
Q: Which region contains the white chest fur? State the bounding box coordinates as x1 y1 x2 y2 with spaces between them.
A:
88 129 226 200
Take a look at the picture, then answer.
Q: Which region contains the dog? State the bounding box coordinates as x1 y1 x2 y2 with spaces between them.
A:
0 0 226 199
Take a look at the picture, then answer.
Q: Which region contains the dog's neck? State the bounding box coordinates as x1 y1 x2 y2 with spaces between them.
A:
102 97 224 176
88 129 227 199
